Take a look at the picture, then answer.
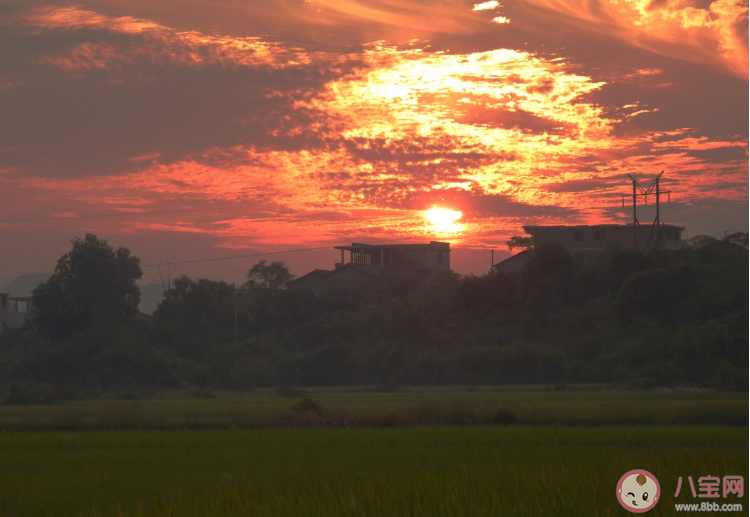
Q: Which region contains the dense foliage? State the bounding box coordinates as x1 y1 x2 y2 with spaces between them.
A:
1 236 747 399
29 234 142 341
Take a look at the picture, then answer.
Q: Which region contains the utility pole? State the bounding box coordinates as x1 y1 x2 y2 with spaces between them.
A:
621 171 672 250
632 177 637 247
655 175 660 228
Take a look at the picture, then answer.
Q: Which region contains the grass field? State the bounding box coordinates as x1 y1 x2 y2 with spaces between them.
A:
0 388 746 516
0 386 746 430
0 426 746 516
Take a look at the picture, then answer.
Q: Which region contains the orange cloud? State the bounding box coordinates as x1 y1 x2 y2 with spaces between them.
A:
0 4 746 253
521 0 748 77
24 6 319 70
285 0 488 37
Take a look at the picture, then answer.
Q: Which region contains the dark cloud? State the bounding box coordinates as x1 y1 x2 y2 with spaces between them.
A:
685 146 748 162
452 106 574 134
544 178 616 193
402 188 580 219
342 136 503 168
0 10 365 177
7 0 490 48
0 0 745 283
598 61 749 138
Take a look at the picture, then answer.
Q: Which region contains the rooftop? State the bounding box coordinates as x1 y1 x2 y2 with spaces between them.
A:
334 241 450 251
524 223 685 230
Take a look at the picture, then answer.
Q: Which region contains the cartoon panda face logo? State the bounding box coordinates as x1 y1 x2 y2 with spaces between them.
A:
617 470 660 513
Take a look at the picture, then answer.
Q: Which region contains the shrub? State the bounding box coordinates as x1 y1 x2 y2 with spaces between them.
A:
2 382 74 405
290 397 322 414
276 386 309 398
490 408 517 425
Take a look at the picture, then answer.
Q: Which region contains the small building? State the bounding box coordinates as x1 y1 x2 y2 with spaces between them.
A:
0 293 33 331
289 241 451 298
333 241 450 272
493 249 533 273
494 223 685 271
288 269 330 294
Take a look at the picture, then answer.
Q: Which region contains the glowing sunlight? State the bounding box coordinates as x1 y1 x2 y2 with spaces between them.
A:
425 207 463 233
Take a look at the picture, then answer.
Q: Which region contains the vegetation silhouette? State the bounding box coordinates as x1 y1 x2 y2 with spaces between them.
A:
30 234 142 341
1 233 747 401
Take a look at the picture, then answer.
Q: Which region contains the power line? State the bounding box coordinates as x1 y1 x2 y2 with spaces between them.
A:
0 206 506 275
0 237 414 281
138 237 428 268
140 245 335 268
0 246 334 280
0 242 497 281
451 262 492 268
0 272 52 281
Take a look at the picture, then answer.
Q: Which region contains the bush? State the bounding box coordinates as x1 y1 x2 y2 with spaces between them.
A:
191 389 215 399
2 382 75 405
276 386 308 398
490 408 517 425
290 397 322 414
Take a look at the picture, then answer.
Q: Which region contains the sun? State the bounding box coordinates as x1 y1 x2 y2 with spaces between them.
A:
425 207 463 233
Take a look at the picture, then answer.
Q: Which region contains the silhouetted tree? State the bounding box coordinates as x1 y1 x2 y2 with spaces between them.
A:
616 265 698 325
607 248 655 295
31 234 142 341
684 234 718 249
244 260 295 289
521 242 574 296
155 275 235 325
723 231 749 249
455 271 522 319
506 235 534 252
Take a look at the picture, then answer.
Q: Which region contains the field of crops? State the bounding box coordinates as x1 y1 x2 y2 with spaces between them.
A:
0 388 746 516
1 426 746 516
0 386 746 430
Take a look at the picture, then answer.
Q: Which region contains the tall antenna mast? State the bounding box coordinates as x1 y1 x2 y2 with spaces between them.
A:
621 171 672 249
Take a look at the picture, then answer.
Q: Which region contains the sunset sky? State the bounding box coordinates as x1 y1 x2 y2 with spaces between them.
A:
0 0 747 285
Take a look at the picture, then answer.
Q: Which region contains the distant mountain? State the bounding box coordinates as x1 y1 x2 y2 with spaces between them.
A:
0 274 51 297
1 275 164 315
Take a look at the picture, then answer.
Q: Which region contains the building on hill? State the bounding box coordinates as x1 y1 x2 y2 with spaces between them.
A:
494 223 685 272
333 241 450 272
0 293 33 331
289 241 450 298
288 269 330 294
492 249 533 273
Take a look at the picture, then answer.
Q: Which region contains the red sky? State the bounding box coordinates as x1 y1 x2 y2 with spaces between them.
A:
0 0 747 285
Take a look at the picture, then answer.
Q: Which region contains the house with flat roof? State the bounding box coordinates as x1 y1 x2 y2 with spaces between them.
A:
0 293 33 331
494 223 685 271
333 241 450 272
289 241 450 298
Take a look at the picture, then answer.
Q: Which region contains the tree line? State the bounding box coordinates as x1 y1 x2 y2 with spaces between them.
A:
0 232 747 402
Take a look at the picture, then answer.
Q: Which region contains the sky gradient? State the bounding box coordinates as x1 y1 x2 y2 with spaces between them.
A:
0 0 747 284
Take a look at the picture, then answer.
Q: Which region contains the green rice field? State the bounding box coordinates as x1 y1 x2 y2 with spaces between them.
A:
0 386 746 430
0 388 747 516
